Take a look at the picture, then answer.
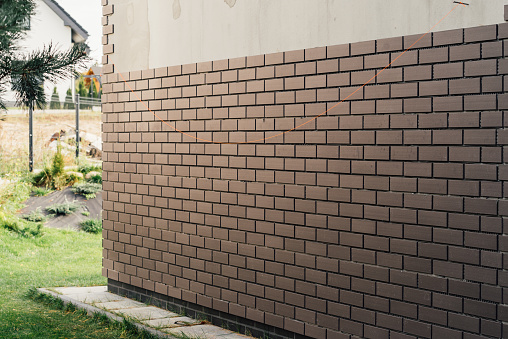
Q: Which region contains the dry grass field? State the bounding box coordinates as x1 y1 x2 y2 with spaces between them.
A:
0 110 101 175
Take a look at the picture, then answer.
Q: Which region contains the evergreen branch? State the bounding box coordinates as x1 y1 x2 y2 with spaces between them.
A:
0 0 35 52
9 43 89 109
0 0 89 110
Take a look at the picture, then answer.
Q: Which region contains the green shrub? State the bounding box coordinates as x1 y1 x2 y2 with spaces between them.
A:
78 163 102 175
31 167 52 187
87 173 102 184
31 150 85 190
80 218 102 234
46 200 81 215
32 186 53 197
22 208 47 223
65 171 84 185
71 182 101 200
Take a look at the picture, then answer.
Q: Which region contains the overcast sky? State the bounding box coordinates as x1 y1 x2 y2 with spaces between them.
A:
55 0 102 64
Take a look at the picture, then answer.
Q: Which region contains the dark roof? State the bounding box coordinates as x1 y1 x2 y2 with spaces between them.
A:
41 0 89 42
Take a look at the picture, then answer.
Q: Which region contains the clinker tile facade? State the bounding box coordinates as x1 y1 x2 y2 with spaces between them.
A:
102 4 508 337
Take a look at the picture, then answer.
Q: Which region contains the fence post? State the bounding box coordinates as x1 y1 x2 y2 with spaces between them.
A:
29 104 33 172
75 94 80 160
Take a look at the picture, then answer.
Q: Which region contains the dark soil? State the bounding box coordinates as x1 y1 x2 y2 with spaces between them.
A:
20 187 102 230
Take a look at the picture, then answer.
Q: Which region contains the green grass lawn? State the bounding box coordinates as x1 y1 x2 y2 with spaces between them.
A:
0 175 154 338
0 224 140 338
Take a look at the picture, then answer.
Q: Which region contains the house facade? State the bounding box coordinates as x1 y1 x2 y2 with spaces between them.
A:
102 1 508 338
7 0 88 106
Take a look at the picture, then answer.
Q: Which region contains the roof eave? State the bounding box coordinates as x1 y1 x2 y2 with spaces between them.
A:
41 0 89 42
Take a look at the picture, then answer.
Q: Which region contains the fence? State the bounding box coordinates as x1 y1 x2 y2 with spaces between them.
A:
0 95 102 175
4 96 102 112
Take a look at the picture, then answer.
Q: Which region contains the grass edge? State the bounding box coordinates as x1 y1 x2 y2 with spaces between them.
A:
27 287 166 339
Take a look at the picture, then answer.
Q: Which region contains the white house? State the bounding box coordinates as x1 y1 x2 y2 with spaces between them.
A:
8 0 89 107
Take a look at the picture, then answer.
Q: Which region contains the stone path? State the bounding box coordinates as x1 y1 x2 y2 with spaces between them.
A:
38 286 252 339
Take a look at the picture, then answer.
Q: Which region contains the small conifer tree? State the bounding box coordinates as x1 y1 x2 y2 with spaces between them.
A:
51 144 66 189
63 88 74 109
49 87 60 109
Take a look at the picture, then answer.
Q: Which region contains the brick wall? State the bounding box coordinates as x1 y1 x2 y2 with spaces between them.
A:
102 22 508 338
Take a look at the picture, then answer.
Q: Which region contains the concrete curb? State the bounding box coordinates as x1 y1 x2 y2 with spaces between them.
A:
37 288 175 339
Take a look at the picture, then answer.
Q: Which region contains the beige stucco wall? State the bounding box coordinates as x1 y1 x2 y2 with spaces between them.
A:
109 0 508 73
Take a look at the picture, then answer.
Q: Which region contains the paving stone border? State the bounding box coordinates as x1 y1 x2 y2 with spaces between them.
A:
38 286 252 339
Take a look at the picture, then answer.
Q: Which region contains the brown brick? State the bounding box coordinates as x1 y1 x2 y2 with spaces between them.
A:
296 62 316 76
482 76 503 93
351 40 375 56
404 32 432 49
340 87 362 101
465 24 497 43
499 93 508 109
327 73 350 87
378 36 403 52
404 65 432 81
464 95 497 111
391 50 417 66
449 146 480 162
327 44 349 58
317 88 339 102
419 47 448 64
391 83 417 98
465 60 497 76
434 62 463 79
275 64 294 78
449 180 479 196
364 84 390 99
433 96 463 112
264 52 283 66
433 130 463 145
419 80 448 96
305 75 326 89
340 57 363 71
465 163 497 180
482 41 503 58
364 53 390 69
285 77 304 90
404 98 431 113
450 44 480 61
285 49 304 63
433 28 463 46
351 70 375 86
305 47 326 61
377 99 402 113
351 100 375 114
296 89 316 103
376 68 402 83
449 78 481 94
317 59 338 73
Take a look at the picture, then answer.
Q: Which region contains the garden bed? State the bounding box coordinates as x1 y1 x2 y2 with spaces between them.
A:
20 187 102 230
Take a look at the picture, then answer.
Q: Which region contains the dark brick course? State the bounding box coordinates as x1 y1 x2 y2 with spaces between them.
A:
102 18 508 339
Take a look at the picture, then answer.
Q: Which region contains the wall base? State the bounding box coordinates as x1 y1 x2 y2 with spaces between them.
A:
108 279 306 339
